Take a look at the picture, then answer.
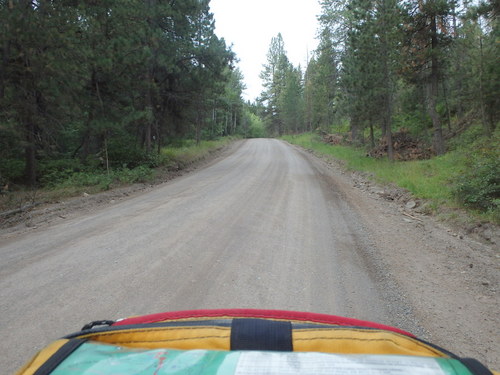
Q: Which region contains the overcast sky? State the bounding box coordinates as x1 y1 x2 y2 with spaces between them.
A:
209 0 321 101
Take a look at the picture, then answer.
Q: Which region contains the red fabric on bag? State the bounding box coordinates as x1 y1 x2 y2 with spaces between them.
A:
113 309 414 337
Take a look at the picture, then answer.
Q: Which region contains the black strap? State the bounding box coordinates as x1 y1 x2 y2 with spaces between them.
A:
33 339 86 375
459 358 494 375
230 318 293 351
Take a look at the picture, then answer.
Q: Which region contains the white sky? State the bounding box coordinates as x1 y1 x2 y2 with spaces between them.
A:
209 0 321 101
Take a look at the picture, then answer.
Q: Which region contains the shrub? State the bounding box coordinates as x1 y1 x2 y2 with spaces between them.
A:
38 159 87 187
452 137 500 213
247 113 267 138
115 166 154 184
107 143 146 168
0 159 24 184
48 165 154 192
453 158 499 212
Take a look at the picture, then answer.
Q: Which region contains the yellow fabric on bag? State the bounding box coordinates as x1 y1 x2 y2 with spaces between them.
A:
15 339 69 375
292 328 448 357
71 325 444 358
76 326 232 351
15 324 499 374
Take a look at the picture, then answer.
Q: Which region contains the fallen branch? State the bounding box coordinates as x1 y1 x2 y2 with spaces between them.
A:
0 202 41 218
403 211 423 222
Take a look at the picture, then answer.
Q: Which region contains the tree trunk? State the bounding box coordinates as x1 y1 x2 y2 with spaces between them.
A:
144 73 153 153
20 24 38 186
305 89 313 132
0 40 7 99
369 116 375 148
381 12 394 161
196 111 201 145
224 111 229 135
156 117 161 155
429 15 445 155
103 134 110 175
442 81 452 131
350 114 362 145
233 108 237 134
144 0 156 153
79 70 98 162
79 125 91 162
25 120 36 186
478 33 491 136
382 89 394 160
384 115 394 161
212 107 216 138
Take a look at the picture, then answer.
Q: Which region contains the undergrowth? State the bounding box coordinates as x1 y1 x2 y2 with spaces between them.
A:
282 132 499 224
159 137 234 169
0 137 234 211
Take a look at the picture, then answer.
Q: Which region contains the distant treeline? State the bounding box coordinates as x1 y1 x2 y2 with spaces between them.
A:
0 0 247 186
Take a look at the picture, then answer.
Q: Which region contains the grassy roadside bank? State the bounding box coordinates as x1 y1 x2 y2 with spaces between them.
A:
0 137 236 215
282 133 499 226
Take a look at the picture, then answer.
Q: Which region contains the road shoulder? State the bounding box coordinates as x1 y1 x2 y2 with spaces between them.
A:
291 142 499 370
0 140 246 238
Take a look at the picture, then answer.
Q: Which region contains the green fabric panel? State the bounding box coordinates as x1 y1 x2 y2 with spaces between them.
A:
50 343 238 374
50 342 474 375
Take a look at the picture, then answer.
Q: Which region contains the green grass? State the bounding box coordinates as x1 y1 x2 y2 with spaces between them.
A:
159 137 234 169
283 133 498 223
42 166 155 195
1 137 236 212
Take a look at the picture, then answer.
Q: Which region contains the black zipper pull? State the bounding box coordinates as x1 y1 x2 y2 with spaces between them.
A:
81 320 115 331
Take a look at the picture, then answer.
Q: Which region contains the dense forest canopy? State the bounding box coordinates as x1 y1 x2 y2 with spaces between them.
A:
1 0 498 216
0 0 245 186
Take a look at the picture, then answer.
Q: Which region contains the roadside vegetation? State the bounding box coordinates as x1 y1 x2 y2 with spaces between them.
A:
0 138 235 213
283 129 499 225
0 2 251 215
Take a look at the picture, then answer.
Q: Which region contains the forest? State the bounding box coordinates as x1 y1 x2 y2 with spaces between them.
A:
0 0 498 218
0 0 246 187
259 0 498 145
256 0 499 219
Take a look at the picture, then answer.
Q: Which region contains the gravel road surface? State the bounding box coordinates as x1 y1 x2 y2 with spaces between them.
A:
1 139 498 373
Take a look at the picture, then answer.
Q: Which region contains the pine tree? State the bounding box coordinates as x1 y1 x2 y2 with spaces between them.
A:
280 66 304 134
308 27 339 131
452 1 500 135
259 33 290 135
373 0 403 159
401 0 455 155
0 1 86 185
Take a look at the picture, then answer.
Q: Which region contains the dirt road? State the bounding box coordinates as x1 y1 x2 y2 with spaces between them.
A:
1 139 498 373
